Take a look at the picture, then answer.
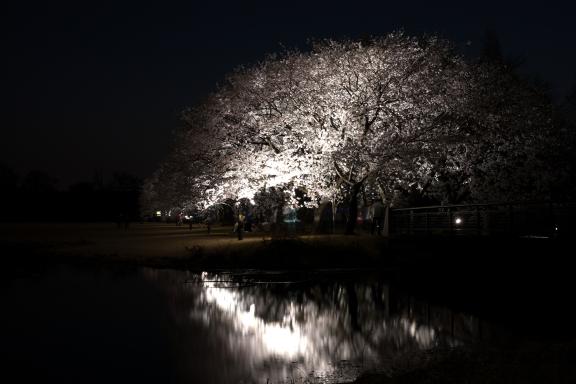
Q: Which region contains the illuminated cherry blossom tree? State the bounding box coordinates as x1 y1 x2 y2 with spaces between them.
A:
186 34 476 233
144 32 561 232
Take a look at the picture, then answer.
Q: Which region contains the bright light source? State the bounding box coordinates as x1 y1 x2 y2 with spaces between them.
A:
184 215 190 220
156 211 161 216
454 217 462 225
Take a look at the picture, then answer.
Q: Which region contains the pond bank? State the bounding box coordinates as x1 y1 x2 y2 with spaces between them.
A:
1 222 571 272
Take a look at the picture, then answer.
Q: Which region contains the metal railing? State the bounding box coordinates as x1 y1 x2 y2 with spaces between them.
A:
389 201 576 237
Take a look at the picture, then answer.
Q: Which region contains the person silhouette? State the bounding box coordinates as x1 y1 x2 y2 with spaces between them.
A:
370 200 385 235
236 212 245 240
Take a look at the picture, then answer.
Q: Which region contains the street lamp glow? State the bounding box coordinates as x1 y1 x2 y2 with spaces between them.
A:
156 211 162 217
454 217 462 225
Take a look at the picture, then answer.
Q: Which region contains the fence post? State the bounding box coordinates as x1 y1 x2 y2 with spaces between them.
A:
409 209 414 235
448 208 453 235
383 204 390 237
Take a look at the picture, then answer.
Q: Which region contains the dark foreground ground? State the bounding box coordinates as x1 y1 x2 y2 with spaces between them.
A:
2 222 576 383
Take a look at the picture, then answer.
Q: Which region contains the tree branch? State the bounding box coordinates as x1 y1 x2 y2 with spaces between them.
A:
333 161 354 186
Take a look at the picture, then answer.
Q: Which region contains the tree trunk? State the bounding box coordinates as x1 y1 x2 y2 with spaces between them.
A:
331 199 337 234
345 182 362 235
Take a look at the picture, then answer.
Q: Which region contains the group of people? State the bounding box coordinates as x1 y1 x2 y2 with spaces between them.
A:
171 201 386 240
174 212 213 234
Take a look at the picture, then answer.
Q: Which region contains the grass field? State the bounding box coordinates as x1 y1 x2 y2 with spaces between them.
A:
2 221 572 271
0 222 391 270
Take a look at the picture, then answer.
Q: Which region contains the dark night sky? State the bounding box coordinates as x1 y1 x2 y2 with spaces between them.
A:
1 1 575 187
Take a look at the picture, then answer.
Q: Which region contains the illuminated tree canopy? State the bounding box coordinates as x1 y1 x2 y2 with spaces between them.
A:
143 33 565 230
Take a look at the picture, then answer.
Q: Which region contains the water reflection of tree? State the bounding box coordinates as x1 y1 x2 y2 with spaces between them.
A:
144 270 482 383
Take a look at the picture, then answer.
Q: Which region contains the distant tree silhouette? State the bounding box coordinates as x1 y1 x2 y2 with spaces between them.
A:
105 172 142 222
0 163 19 194
108 172 142 192
550 81 576 200
93 169 104 190
68 181 95 194
480 29 525 71
0 168 144 221
20 170 58 194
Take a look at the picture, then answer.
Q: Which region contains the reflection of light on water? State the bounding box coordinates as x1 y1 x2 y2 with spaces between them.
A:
145 269 471 384
262 317 308 357
195 273 447 383
404 319 435 346
202 277 311 360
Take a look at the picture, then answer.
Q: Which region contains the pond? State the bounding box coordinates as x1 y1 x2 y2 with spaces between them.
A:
1 264 574 383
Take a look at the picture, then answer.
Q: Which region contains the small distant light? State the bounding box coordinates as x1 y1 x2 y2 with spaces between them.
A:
455 217 462 225
156 211 161 216
555 226 559 231
184 215 190 220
